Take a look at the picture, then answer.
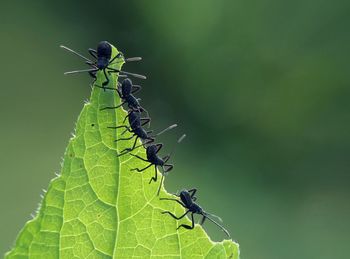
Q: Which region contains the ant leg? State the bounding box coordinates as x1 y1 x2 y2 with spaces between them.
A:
131 85 142 94
159 198 186 208
108 125 130 131
143 138 154 146
108 125 133 136
88 48 97 59
116 88 123 98
95 84 117 91
115 135 135 142
131 163 152 172
162 210 189 220
119 138 152 157
102 69 110 87
119 136 139 154
139 107 150 123
162 155 170 163
155 143 163 153
188 188 197 198
120 128 130 135
177 213 195 230
123 111 131 123
163 164 173 173
199 215 206 225
149 165 158 184
130 136 139 149
100 101 125 111
140 118 151 127
89 72 97 85
121 127 134 135
85 60 96 67
89 70 97 79
129 153 149 162
108 53 122 65
157 174 164 196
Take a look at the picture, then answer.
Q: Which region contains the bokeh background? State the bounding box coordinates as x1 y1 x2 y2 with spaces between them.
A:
1 0 349 258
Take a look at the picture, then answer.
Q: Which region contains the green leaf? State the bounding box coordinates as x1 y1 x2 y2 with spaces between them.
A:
6 43 239 259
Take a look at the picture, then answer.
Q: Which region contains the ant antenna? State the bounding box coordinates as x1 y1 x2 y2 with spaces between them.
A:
109 68 146 79
202 212 231 238
205 212 223 223
110 57 142 65
64 68 98 75
153 124 178 137
168 133 186 158
157 134 186 195
125 57 142 62
60 45 93 63
117 70 147 80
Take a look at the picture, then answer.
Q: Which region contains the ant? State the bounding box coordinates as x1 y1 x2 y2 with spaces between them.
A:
100 78 148 117
60 41 146 87
111 110 177 156
129 135 186 195
160 189 231 238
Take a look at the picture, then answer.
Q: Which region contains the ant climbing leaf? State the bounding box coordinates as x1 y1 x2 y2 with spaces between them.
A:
5 43 239 258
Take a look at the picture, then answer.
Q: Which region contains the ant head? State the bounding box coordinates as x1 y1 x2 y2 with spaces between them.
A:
97 41 112 60
121 78 133 95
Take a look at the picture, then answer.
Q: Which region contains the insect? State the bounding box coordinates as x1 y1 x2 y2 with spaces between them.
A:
100 78 148 117
129 134 186 195
160 189 231 238
60 41 146 87
111 111 177 156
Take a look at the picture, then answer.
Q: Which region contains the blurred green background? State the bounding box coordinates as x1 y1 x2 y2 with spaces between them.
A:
1 0 349 258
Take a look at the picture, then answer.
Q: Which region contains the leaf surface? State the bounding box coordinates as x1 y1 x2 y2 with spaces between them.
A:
6 44 239 259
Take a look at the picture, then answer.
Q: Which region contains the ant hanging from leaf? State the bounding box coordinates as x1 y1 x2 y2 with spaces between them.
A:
111 110 177 157
129 134 186 195
60 41 146 87
160 189 231 238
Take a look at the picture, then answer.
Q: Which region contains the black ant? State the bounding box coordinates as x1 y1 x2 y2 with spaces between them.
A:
60 41 146 87
129 135 186 195
111 110 177 156
160 189 231 238
100 78 148 117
